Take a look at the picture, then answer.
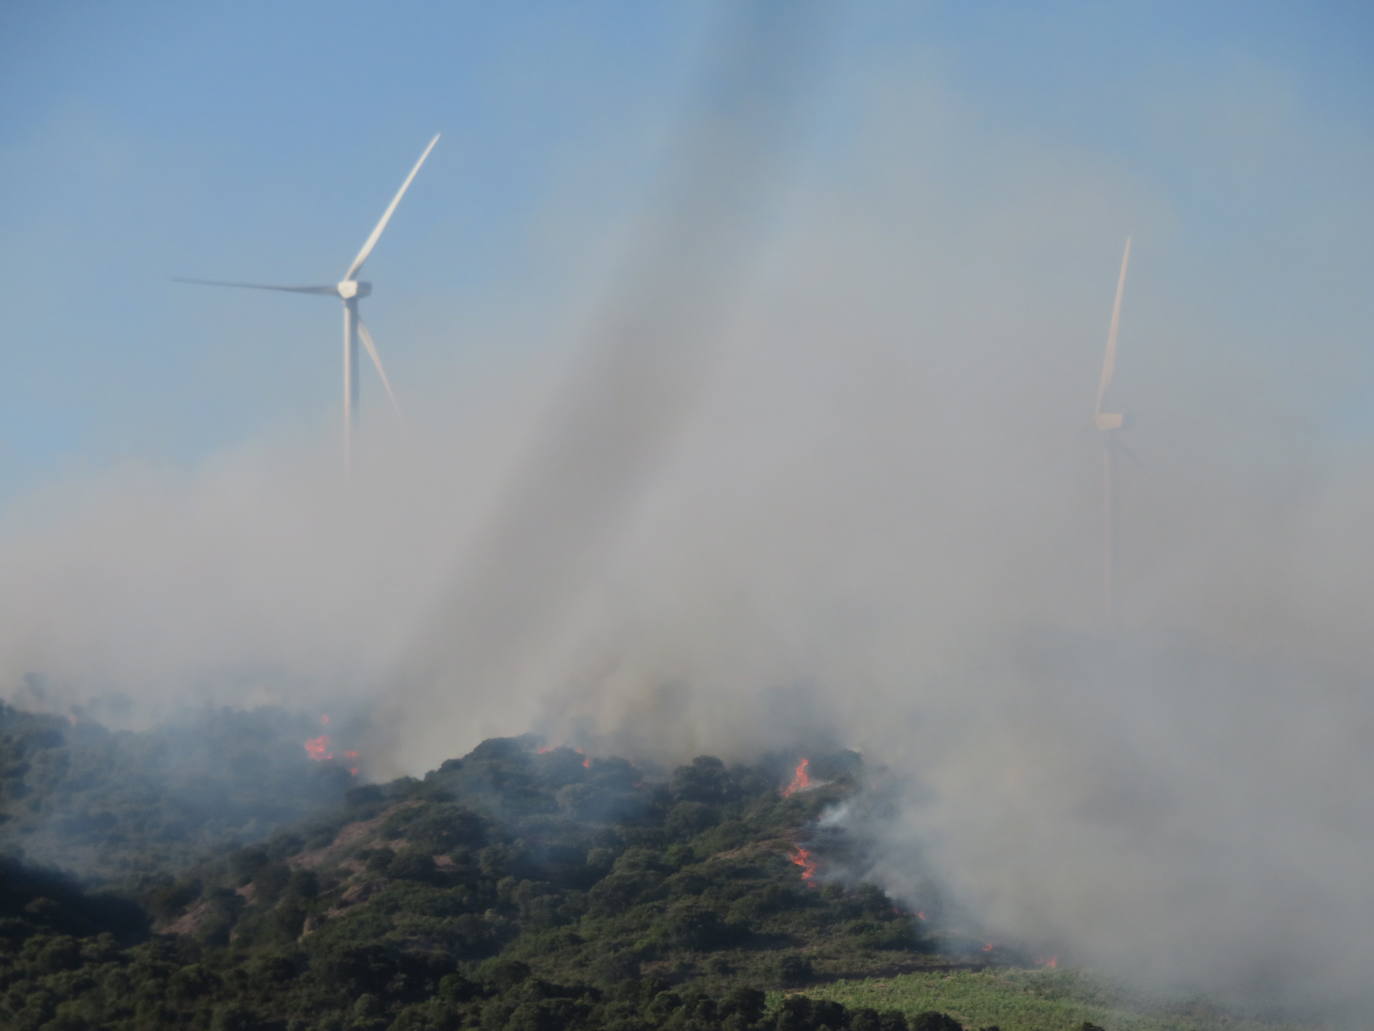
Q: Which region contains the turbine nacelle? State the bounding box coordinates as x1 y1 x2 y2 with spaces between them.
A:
174 132 439 472
1095 411 1125 431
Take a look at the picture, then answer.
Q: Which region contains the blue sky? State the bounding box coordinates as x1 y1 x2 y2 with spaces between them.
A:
7 9 1374 998
1 0 1371 500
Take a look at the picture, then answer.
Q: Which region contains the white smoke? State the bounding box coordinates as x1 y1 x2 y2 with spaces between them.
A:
4 14 1374 1019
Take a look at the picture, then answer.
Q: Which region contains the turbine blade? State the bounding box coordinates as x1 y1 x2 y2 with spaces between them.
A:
173 277 337 295
1095 235 1132 417
343 134 440 281
355 315 403 423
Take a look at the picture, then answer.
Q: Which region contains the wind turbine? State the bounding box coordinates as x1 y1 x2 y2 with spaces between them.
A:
1094 235 1132 620
177 134 440 470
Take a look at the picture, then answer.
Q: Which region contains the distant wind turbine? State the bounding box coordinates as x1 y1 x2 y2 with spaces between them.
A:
176 134 440 470
1094 235 1132 619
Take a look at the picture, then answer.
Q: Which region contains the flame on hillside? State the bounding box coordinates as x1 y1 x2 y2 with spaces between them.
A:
781 757 812 797
790 845 818 885
303 714 359 774
304 734 333 761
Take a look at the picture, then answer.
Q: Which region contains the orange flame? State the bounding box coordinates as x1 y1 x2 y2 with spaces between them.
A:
1041 956 1058 969
981 943 995 953
304 735 333 761
917 910 928 921
789 846 818 885
304 715 359 774
306 714 333 761
781 758 812 797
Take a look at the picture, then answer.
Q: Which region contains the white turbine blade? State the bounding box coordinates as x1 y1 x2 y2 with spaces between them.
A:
343 134 440 281
1095 235 1132 417
173 277 337 295
355 315 403 423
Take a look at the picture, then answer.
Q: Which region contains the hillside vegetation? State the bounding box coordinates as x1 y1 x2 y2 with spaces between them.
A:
781 971 1328 1031
0 701 353 884
0 708 1331 1030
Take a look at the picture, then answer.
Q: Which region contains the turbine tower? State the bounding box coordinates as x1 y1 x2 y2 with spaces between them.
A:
177 134 440 470
1094 235 1132 620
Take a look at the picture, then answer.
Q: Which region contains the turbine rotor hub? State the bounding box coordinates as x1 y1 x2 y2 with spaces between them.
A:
336 280 372 300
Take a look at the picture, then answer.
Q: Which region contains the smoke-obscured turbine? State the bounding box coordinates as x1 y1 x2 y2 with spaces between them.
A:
1094 235 1132 619
176 134 440 469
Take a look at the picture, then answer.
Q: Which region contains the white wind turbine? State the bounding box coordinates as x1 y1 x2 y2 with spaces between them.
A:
1094 235 1132 619
177 134 440 470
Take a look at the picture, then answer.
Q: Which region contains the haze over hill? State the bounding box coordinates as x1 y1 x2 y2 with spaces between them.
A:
4 1 1374 1022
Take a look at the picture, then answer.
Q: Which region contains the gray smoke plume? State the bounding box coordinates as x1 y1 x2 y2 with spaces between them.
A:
4 4 1374 1020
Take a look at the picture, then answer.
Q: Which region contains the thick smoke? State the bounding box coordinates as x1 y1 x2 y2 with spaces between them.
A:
5 10 1374 1020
